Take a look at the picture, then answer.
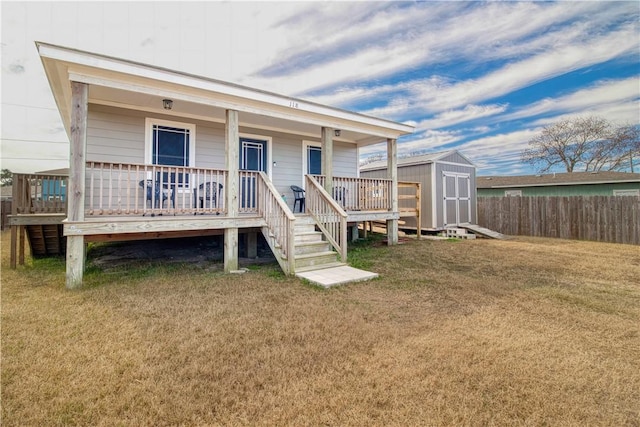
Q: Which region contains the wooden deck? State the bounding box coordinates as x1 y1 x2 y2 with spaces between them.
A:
9 169 421 274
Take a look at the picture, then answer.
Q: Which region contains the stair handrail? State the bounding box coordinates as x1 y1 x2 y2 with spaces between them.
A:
256 172 296 274
305 175 348 262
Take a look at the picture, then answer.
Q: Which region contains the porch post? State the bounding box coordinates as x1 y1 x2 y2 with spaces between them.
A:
386 138 398 245
224 109 239 272
321 127 333 194
66 81 88 289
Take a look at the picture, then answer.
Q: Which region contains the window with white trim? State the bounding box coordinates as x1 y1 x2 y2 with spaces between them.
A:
145 118 195 168
505 190 522 197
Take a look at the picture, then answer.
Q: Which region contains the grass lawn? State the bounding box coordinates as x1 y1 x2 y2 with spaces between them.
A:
2 231 639 426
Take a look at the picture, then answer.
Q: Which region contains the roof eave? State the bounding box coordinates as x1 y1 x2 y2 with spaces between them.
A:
36 41 414 140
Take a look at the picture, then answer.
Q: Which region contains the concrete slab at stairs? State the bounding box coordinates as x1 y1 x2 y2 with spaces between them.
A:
295 265 379 288
290 215 379 287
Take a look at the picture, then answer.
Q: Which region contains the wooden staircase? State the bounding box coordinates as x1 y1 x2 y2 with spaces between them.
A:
292 215 345 273
26 224 66 256
261 215 345 274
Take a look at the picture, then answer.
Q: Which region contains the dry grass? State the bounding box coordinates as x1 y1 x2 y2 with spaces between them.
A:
2 231 639 426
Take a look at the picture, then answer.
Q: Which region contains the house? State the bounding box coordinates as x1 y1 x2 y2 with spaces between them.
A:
33 42 414 288
360 150 477 230
477 171 640 197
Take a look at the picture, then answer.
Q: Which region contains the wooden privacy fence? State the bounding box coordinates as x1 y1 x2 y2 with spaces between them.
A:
478 196 640 245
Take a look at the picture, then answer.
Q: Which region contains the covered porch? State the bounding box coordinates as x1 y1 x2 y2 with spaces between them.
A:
36 42 415 288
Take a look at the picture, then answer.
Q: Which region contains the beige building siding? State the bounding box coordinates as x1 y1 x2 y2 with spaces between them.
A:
87 106 146 164
361 152 478 230
363 164 435 230
333 141 359 178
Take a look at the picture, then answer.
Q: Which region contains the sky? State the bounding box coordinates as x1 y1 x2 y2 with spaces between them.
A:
1 1 639 175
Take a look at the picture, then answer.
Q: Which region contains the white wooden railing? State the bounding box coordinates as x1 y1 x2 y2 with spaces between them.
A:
305 175 347 262
85 161 227 216
311 175 392 211
257 172 296 274
12 173 68 214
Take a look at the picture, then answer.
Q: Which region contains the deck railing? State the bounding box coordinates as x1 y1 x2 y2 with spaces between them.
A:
12 173 68 214
238 170 259 214
85 161 228 216
305 175 347 262
257 172 296 273
311 175 392 211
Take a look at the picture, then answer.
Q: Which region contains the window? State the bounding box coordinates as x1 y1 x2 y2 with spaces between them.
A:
307 145 322 175
240 138 267 172
613 189 640 196
302 141 322 180
505 190 522 197
145 118 195 167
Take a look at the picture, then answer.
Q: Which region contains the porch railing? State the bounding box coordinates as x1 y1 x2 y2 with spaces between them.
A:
305 175 347 262
86 161 227 216
311 175 392 211
257 172 296 273
11 173 68 214
238 170 259 214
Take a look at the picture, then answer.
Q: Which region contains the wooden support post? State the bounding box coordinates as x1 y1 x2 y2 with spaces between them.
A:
18 226 25 265
321 127 333 194
10 175 19 268
66 81 88 289
10 225 17 269
415 182 422 239
386 138 398 245
224 228 238 272
349 224 358 242
224 109 239 273
247 232 257 258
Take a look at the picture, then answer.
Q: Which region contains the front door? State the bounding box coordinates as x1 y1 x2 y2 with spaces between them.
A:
239 138 268 209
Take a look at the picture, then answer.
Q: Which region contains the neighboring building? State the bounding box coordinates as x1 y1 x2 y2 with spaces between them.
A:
31 42 415 288
361 150 477 230
477 171 640 197
1 186 12 201
36 169 69 202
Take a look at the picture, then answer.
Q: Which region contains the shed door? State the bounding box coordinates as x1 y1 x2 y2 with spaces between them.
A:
443 172 471 226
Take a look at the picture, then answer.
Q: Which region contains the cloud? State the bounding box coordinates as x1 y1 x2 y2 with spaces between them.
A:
500 77 640 122
416 104 508 130
274 1 637 133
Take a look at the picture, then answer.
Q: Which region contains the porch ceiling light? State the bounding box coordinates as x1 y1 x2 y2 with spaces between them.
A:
162 99 173 110
334 129 341 137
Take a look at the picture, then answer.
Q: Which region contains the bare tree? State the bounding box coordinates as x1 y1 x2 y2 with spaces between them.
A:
521 116 638 173
609 124 640 172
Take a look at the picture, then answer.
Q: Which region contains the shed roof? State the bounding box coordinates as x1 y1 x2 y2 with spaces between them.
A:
36 42 414 146
477 171 640 189
360 149 473 171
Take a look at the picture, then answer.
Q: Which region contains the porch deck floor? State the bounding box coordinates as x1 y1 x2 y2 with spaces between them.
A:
295 265 378 288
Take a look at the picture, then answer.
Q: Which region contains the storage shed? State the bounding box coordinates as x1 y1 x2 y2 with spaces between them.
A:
361 150 477 230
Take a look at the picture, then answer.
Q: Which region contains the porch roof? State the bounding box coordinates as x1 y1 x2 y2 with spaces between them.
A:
36 42 414 146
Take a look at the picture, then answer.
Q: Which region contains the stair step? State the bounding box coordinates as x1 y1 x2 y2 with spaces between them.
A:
294 251 338 268
295 240 331 255
294 223 316 233
294 214 316 225
295 231 324 243
295 262 347 273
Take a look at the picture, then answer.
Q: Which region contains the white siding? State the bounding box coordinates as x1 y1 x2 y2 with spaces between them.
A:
86 106 361 211
87 107 145 164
